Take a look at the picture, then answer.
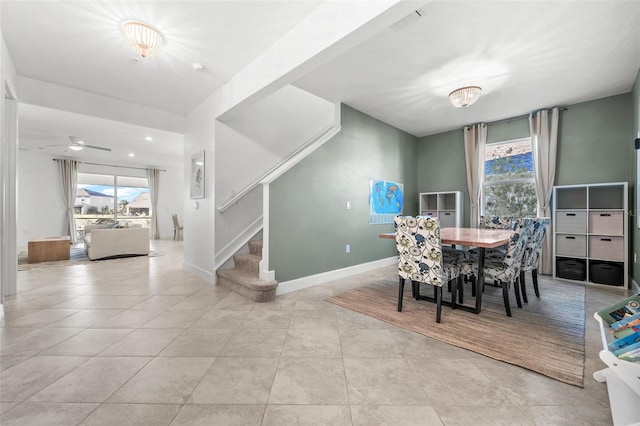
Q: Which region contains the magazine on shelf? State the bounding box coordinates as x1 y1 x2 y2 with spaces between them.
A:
615 342 640 358
608 330 640 352
611 312 640 338
596 294 640 325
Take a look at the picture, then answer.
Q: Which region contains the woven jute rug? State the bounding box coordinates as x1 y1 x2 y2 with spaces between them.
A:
327 276 586 387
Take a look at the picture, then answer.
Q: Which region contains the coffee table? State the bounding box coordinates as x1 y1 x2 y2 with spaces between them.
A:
28 236 71 263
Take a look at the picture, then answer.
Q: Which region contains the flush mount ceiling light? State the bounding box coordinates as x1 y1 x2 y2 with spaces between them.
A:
122 21 163 58
448 86 482 108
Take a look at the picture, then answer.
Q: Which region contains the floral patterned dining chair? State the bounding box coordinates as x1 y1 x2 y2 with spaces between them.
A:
394 216 461 323
519 217 551 303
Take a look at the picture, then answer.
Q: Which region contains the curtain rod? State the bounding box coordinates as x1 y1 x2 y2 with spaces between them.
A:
480 107 568 127
53 159 166 172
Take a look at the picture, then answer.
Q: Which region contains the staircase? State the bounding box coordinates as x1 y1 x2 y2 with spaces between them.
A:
216 241 278 302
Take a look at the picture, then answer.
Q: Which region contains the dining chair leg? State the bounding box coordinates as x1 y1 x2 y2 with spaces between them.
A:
519 271 528 304
398 277 405 312
532 269 540 297
436 286 442 323
470 276 476 297
457 276 464 304
501 281 512 317
513 277 523 308
449 278 457 308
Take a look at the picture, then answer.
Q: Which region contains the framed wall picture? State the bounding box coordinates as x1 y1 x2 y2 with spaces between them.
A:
369 178 403 224
190 151 205 199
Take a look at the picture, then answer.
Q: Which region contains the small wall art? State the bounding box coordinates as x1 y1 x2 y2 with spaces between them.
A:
190 151 205 199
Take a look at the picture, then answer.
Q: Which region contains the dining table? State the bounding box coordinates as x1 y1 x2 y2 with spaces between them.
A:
379 227 513 314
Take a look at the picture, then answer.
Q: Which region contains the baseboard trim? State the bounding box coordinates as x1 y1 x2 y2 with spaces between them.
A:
276 257 396 296
183 261 214 283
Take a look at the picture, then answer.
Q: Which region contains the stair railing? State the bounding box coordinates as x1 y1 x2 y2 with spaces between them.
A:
217 123 339 213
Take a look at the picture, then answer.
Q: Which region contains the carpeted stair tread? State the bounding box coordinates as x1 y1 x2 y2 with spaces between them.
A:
217 268 278 291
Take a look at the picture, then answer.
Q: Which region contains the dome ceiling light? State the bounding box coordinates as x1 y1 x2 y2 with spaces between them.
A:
448 86 482 108
122 21 164 58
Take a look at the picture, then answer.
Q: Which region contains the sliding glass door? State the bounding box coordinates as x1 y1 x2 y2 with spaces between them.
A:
76 173 150 237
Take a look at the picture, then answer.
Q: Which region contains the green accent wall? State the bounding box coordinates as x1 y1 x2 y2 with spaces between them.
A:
555 94 631 185
269 104 418 282
417 92 635 284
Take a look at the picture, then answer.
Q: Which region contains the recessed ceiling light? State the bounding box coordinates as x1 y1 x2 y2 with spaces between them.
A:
69 145 83 151
145 136 153 141
128 153 135 157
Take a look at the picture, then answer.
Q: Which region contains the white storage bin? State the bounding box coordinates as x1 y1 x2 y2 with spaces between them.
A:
438 211 456 228
420 211 436 217
556 211 587 233
556 234 587 257
589 211 624 235
589 236 624 261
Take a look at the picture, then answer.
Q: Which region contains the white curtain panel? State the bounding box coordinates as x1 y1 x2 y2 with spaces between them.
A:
147 168 160 240
463 123 487 228
56 159 78 244
530 107 559 275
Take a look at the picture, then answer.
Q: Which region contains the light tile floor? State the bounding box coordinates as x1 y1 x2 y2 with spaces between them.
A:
0 240 630 425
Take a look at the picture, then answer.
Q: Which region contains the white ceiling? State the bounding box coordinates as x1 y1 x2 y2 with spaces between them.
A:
295 1 640 137
3 1 640 168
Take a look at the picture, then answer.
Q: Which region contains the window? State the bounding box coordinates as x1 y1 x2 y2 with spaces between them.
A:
75 173 150 234
483 138 537 218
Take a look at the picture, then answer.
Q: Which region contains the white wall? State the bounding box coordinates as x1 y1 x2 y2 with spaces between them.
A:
17 151 66 249
17 150 184 249
183 97 217 281
1 30 19 299
156 166 184 239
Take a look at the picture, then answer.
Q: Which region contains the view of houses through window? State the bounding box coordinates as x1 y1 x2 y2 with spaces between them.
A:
483 138 537 218
76 173 150 236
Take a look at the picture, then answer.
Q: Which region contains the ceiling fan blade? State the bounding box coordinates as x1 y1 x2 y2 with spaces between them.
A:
84 144 112 152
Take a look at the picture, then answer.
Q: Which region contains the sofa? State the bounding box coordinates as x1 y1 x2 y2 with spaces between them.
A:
83 222 150 260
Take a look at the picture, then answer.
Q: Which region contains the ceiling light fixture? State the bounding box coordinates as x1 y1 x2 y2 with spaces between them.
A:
122 21 163 58
68 145 84 151
448 86 482 108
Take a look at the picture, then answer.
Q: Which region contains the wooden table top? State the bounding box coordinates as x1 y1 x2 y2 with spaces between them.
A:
379 227 512 248
29 236 71 243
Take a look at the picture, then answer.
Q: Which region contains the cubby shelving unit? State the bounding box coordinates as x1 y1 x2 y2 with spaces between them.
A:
552 182 628 288
418 191 463 228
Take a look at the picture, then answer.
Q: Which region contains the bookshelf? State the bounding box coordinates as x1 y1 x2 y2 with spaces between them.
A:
418 191 463 228
553 182 628 288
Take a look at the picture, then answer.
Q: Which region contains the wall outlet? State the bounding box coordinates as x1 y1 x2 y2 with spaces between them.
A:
346 201 351 210
346 244 350 253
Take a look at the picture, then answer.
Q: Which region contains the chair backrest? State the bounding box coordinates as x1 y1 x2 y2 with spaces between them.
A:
500 218 534 279
394 215 445 287
521 217 551 270
172 214 180 227
479 215 513 230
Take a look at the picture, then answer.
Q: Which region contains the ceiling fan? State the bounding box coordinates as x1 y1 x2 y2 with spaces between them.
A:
40 136 112 152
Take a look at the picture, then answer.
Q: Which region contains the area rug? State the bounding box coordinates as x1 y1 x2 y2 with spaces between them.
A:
327 277 586 387
18 245 161 271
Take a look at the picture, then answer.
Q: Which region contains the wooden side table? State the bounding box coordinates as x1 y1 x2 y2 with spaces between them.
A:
28 236 71 263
